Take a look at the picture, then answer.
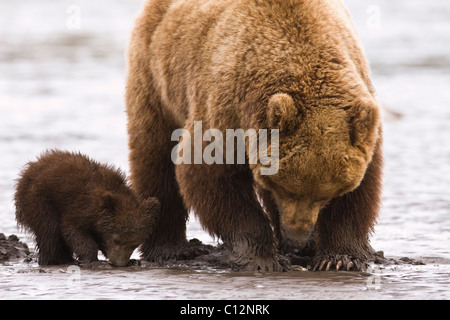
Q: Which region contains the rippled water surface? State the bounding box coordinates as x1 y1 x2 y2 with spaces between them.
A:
1 0 449 300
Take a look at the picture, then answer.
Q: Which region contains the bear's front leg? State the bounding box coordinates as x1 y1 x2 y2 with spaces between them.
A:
61 224 100 267
311 140 383 271
176 163 288 272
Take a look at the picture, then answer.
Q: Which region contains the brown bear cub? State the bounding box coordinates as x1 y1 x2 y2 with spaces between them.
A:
14 150 160 267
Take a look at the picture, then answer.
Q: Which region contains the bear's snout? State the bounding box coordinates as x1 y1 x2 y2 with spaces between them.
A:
107 247 134 267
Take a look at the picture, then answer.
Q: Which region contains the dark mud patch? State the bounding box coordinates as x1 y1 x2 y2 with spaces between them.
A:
0 233 31 263
0 234 427 271
129 239 427 272
132 238 232 270
396 256 426 265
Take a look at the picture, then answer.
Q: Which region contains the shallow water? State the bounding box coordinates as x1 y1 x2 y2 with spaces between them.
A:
1 0 450 300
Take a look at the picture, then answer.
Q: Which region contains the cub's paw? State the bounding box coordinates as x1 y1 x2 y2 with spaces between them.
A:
310 254 368 272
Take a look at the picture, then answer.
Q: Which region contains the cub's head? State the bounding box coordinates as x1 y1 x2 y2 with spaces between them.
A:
252 93 381 244
94 191 160 267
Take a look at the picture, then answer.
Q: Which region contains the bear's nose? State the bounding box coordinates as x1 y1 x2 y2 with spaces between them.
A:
108 250 132 267
110 257 130 267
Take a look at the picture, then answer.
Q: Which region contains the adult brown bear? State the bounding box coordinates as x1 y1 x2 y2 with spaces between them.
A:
126 0 383 271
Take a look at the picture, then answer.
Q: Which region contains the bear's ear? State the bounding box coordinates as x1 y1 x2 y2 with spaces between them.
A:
348 97 380 153
267 93 298 132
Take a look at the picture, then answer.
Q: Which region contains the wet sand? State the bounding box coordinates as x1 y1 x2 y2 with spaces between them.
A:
1 233 450 300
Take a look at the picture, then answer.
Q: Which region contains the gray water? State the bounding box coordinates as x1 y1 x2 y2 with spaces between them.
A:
1 0 449 300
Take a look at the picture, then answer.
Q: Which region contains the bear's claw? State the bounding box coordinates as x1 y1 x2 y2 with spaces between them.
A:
311 255 366 271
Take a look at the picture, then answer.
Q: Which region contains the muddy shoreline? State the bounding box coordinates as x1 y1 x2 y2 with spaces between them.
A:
0 233 425 271
0 233 31 262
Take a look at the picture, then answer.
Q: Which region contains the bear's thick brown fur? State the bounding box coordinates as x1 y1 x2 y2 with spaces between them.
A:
15 150 160 267
126 0 383 271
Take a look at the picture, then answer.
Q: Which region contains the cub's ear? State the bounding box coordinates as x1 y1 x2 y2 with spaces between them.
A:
99 192 117 212
267 93 298 132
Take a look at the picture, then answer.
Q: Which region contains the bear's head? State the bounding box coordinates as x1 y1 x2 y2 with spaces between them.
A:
94 192 160 267
252 92 381 245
